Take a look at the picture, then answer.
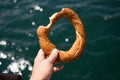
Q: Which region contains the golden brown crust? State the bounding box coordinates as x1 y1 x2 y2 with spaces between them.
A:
37 8 86 62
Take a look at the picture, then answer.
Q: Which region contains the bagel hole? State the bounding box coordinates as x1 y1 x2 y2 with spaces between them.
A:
48 18 76 51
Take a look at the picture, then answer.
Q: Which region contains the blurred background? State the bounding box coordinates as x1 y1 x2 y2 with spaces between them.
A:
0 0 120 80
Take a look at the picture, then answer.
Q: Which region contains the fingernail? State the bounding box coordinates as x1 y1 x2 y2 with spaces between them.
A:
52 49 57 53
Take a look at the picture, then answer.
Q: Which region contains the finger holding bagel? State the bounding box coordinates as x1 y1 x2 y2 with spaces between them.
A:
37 8 86 62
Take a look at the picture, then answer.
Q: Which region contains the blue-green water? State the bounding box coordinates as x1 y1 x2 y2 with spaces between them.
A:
0 0 120 80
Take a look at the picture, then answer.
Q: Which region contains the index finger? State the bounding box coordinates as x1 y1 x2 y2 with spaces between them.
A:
47 49 58 63
35 49 45 62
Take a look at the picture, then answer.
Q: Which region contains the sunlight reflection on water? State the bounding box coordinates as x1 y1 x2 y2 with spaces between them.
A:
3 58 32 76
0 40 7 46
0 51 32 76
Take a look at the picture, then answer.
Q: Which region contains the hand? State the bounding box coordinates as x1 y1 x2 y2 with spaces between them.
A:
30 49 64 80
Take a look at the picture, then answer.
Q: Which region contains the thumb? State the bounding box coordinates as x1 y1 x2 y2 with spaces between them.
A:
47 49 58 63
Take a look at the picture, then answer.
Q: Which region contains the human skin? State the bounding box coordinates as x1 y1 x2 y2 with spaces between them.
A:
30 49 64 80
